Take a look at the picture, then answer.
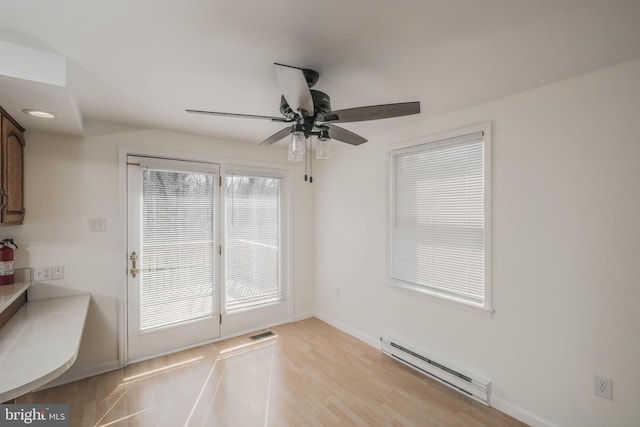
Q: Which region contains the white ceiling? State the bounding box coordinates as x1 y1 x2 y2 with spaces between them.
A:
1 0 640 144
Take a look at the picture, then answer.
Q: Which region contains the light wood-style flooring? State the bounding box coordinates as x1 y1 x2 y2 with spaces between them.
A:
21 318 526 426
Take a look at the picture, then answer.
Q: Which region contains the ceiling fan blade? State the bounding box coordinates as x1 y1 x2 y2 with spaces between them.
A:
186 109 291 122
326 124 367 146
259 127 292 146
322 101 420 123
274 63 314 117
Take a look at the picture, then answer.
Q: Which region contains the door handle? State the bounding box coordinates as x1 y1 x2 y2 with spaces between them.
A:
130 251 139 278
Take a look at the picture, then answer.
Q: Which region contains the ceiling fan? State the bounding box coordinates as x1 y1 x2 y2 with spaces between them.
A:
186 63 420 178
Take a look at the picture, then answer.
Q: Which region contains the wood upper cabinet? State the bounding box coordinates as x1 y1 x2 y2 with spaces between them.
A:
0 108 25 225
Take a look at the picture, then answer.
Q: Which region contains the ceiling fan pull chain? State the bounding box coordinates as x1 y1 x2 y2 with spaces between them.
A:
309 139 313 183
304 146 308 182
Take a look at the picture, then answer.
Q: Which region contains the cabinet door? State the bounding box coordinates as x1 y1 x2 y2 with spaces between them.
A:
1 116 25 224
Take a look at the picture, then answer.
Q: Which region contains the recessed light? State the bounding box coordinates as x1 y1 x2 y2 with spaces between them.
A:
22 109 55 119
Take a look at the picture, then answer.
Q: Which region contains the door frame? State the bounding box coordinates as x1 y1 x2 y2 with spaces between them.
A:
117 145 295 368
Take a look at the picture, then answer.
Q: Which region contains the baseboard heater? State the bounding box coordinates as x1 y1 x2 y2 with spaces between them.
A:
380 337 491 406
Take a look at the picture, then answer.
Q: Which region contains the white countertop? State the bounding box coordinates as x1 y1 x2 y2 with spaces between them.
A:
0 282 30 314
0 293 91 402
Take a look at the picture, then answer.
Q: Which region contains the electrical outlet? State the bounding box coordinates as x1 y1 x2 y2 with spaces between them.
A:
52 265 64 280
34 266 52 281
594 375 612 400
88 218 107 232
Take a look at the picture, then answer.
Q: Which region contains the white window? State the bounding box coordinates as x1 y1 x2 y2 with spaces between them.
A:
224 171 283 312
140 163 217 332
388 123 491 311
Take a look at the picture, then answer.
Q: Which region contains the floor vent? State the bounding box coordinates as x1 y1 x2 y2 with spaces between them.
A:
380 337 491 406
250 331 275 341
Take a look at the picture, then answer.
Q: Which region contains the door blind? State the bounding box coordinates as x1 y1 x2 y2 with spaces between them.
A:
225 174 282 311
390 131 486 305
140 168 216 331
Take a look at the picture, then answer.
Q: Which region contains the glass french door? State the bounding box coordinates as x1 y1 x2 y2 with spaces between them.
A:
127 156 220 362
220 170 289 336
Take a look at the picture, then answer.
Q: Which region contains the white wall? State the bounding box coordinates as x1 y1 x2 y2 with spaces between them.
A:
4 124 314 380
5 57 638 425
313 58 640 427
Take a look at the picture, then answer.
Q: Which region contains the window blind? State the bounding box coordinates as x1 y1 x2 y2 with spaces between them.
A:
390 131 486 306
140 168 216 331
225 174 282 311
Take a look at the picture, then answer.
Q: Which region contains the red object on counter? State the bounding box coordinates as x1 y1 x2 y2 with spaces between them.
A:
0 239 16 286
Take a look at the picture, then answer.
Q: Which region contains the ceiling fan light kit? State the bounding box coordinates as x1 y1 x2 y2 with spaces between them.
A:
315 138 331 160
186 63 420 181
288 125 307 161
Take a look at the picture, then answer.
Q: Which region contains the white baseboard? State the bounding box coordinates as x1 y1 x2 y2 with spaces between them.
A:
491 397 556 427
292 311 314 322
312 311 379 349
35 360 120 391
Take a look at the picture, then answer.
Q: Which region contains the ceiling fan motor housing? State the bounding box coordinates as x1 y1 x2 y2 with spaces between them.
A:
279 90 331 120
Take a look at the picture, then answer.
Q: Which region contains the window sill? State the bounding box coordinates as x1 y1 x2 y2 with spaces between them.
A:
386 281 494 318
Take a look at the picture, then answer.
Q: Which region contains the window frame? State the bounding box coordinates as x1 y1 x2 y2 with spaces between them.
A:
138 158 220 332
221 166 289 315
386 122 493 315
